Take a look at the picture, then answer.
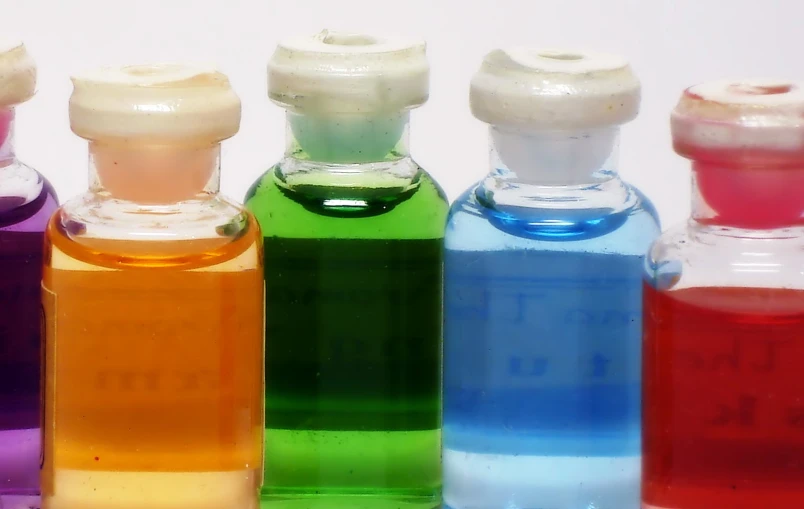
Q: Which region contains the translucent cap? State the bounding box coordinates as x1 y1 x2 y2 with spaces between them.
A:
69 64 241 143
672 79 804 163
470 48 641 129
0 40 36 107
268 29 429 114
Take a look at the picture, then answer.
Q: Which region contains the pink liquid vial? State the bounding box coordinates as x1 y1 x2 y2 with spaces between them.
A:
643 80 804 509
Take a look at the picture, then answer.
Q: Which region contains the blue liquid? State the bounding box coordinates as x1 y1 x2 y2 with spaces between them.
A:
443 184 659 509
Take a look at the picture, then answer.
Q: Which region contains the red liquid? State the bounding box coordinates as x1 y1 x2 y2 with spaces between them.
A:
643 284 804 509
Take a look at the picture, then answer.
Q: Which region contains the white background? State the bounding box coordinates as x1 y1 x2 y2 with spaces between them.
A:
4 0 801 228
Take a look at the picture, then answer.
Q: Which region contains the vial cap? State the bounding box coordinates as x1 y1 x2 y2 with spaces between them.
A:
69 64 241 143
470 48 641 129
672 79 804 164
268 30 429 114
0 40 36 107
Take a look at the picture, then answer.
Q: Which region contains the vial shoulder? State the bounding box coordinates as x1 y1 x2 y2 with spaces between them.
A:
48 193 260 270
647 221 804 291
649 222 804 262
414 163 448 203
244 164 277 204
0 159 59 230
58 191 250 229
245 160 447 240
446 182 659 255
247 157 446 200
628 183 660 227
0 159 58 199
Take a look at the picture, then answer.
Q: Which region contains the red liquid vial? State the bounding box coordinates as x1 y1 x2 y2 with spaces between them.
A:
643 80 804 509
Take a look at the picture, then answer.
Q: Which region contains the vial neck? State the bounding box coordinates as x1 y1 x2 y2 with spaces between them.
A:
691 161 804 229
489 126 621 186
89 142 221 205
285 111 410 166
0 108 17 168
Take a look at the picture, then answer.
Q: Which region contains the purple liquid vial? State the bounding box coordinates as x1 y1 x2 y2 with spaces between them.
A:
0 42 58 509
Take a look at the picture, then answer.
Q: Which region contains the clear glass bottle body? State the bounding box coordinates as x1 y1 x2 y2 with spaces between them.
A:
245 113 447 509
642 162 804 509
443 127 660 509
41 142 264 509
0 108 58 509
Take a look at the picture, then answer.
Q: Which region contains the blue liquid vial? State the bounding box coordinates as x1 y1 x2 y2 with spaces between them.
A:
443 50 660 509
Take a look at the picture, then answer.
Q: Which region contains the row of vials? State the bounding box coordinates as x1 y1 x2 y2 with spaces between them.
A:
0 30 802 509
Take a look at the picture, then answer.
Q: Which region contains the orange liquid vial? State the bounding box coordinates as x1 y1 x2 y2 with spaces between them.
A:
41 65 264 509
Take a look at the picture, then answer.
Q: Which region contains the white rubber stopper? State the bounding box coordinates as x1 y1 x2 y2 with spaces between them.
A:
470 48 640 129
672 79 804 153
268 29 429 114
69 64 241 143
0 40 36 107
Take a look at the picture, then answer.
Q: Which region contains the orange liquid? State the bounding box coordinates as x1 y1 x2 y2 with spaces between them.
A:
41 214 264 509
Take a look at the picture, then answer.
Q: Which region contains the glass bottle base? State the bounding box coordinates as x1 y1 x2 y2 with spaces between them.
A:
642 480 804 509
42 469 259 509
443 449 639 509
260 493 440 509
0 494 40 509
0 428 39 509
262 429 441 509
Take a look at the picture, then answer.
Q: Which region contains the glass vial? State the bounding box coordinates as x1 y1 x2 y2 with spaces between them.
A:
643 81 804 508
443 50 659 509
245 30 447 509
41 65 264 509
0 41 58 509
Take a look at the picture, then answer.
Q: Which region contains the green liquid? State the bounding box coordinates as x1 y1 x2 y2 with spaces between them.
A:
246 166 447 509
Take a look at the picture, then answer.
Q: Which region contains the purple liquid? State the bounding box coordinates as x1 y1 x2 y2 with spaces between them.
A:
0 174 57 509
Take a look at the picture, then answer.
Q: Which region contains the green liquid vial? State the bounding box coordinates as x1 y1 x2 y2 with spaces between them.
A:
246 30 447 509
